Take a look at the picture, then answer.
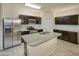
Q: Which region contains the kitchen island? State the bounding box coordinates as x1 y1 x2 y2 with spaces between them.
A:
21 32 61 56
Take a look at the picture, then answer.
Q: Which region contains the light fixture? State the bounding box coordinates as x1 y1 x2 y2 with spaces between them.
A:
25 3 41 9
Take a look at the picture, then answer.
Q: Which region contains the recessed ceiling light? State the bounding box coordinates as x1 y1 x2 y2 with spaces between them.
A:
25 3 41 9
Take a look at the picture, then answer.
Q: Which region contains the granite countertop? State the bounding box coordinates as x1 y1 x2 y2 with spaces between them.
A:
54 25 79 32
21 32 61 47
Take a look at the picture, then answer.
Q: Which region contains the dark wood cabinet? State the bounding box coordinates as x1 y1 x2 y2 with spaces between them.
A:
21 31 30 35
69 15 78 25
21 29 43 35
19 15 41 24
37 29 43 32
35 17 41 24
53 29 78 44
55 15 78 25
19 15 29 24
68 32 78 44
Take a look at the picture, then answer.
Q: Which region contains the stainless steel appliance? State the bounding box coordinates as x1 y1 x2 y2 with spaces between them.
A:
3 18 21 49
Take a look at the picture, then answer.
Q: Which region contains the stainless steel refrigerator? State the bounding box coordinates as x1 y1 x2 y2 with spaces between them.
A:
3 18 21 49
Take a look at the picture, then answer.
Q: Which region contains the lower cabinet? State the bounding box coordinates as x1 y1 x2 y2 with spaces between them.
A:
62 32 78 44
54 29 78 44
21 31 30 35
21 29 43 35
68 32 78 44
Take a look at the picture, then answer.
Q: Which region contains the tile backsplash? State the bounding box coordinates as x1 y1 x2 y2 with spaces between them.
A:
54 25 79 32
21 24 42 31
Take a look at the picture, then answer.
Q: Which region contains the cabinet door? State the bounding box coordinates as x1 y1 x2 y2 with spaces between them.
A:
28 16 35 19
19 15 41 24
22 16 28 24
55 15 78 25
68 32 78 44
35 17 41 24
56 17 69 24
55 16 70 24
19 15 28 24
63 31 78 44
62 32 70 41
69 15 78 25
63 16 70 24
55 17 63 24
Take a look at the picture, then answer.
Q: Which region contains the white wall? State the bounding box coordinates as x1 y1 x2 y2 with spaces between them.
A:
53 6 79 17
2 3 41 18
1 3 42 31
41 11 54 32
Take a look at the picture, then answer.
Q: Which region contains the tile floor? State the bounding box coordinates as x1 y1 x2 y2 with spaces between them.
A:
0 43 24 56
50 39 79 56
0 39 79 56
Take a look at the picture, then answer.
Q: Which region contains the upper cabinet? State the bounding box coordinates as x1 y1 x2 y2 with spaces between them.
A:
19 15 41 24
35 17 41 24
19 15 29 24
55 15 78 25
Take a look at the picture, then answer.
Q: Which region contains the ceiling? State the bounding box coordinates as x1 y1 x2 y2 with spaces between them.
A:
34 3 79 11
